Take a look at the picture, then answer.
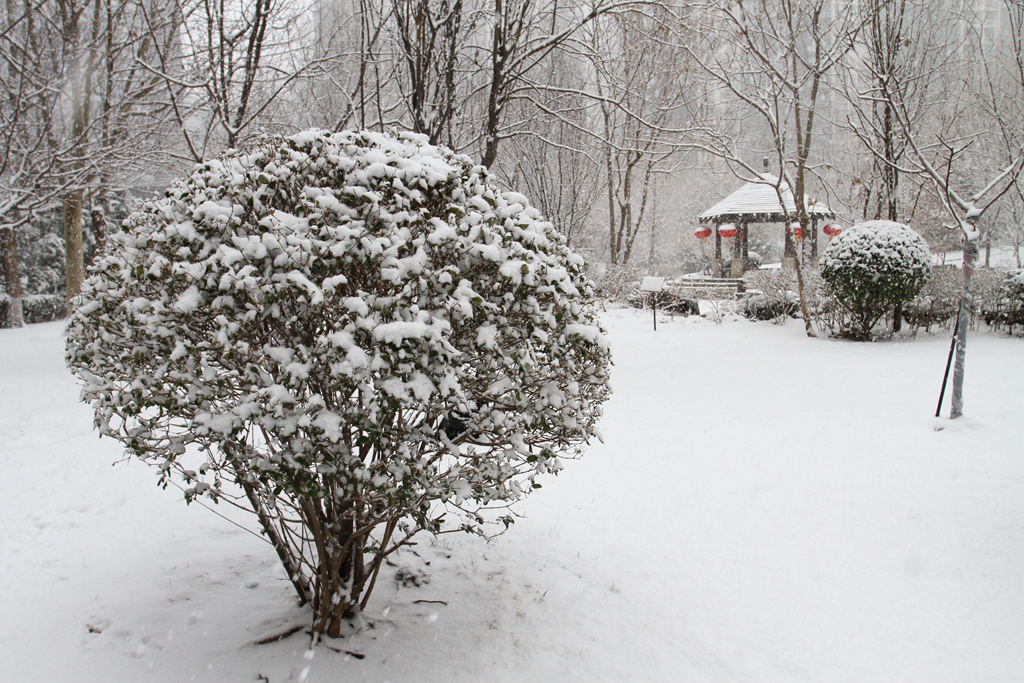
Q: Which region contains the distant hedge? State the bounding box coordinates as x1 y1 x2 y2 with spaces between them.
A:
903 266 1024 335
0 294 65 327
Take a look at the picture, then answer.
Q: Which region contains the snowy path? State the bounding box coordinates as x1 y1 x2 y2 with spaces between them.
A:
1 310 1023 682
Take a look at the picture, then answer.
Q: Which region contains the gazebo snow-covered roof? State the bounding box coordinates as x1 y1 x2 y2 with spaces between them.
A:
698 174 834 224
695 173 837 278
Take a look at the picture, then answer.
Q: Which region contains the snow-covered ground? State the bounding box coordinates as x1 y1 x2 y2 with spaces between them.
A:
2 309 1023 682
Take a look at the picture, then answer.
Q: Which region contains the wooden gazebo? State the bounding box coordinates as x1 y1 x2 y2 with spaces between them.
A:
698 174 835 277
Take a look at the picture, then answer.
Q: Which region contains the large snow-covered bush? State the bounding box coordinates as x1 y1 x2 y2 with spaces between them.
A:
820 220 931 339
65 130 612 637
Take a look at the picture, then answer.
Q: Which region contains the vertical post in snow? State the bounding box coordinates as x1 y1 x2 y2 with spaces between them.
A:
950 218 979 419
935 335 956 417
640 276 664 332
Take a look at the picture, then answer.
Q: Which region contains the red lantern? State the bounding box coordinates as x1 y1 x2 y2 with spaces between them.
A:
791 222 803 241
823 224 842 239
718 225 737 239
695 227 712 241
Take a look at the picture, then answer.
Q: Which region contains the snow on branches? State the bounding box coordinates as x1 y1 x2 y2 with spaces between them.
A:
65 129 612 636
820 220 932 340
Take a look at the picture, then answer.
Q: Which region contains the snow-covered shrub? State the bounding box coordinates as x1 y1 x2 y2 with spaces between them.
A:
820 220 931 340
1006 269 1024 332
591 262 640 301
983 268 1024 334
65 130 612 637
800 268 846 335
21 230 65 295
0 293 65 326
741 269 798 322
904 266 1022 334
626 285 699 315
903 264 960 333
972 267 1007 327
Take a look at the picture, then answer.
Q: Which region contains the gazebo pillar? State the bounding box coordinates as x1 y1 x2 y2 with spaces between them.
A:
811 217 819 261
733 225 741 276
713 225 722 277
730 222 745 277
741 221 749 270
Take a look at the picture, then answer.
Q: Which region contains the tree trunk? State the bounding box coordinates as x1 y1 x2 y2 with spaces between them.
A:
481 0 505 169
792 230 814 337
64 190 85 313
783 223 796 261
950 232 977 419
61 0 88 315
89 206 108 265
1 227 25 327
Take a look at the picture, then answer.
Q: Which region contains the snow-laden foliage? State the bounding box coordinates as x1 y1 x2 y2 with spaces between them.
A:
903 264 961 332
820 220 931 339
987 268 1024 333
742 269 799 322
65 129 612 636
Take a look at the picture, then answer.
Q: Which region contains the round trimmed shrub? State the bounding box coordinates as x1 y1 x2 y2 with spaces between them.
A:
820 219 931 339
65 130 612 636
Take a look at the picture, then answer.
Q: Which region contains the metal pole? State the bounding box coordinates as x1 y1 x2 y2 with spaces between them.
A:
652 293 657 331
935 335 956 417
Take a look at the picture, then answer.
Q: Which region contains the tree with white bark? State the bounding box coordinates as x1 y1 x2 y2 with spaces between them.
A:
868 2 1024 417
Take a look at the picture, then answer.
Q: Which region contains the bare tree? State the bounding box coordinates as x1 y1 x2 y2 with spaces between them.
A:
0 214 24 326
296 0 652 176
282 0 398 134
389 0 468 145
501 49 603 245
847 0 1024 416
1008 0 1024 267
981 0 1024 267
472 0 648 169
873 14 1024 417
139 0 321 161
1 0 183 319
841 0 965 330
582 6 693 265
688 0 862 335
0 0 47 326
2 0 74 323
